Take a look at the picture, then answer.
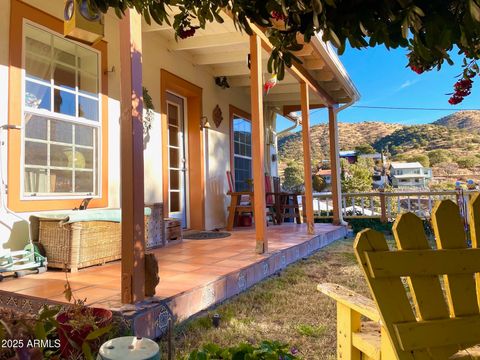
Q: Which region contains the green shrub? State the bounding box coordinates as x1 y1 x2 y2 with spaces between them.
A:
185 341 299 359
456 156 479 169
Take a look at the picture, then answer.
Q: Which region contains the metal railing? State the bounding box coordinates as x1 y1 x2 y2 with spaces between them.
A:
312 190 479 221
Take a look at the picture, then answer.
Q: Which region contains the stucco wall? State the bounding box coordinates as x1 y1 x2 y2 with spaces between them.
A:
0 0 252 251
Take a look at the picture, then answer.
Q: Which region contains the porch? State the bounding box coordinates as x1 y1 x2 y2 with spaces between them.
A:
0 222 346 336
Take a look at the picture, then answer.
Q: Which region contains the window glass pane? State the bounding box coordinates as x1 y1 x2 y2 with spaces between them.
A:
170 170 179 190
50 120 72 143
25 81 51 110
25 116 47 140
54 37 76 66
75 125 94 146
50 169 73 193
76 148 93 169
78 73 98 96
77 47 98 75
169 148 179 168
25 141 47 166
78 96 98 121
26 55 51 82
75 171 93 193
168 104 178 126
53 63 76 90
53 89 75 116
24 168 48 193
50 144 72 167
169 126 179 147
170 192 180 212
25 25 51 57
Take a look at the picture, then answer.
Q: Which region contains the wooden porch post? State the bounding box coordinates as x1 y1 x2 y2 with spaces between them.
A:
250 34 268 254
300 82 315 235
328 106 342 225
119 9 145 304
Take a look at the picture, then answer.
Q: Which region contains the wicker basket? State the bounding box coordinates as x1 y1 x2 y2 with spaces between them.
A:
38 216 149 272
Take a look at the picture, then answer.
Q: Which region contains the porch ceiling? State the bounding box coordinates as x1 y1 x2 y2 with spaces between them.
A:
142 12 358 108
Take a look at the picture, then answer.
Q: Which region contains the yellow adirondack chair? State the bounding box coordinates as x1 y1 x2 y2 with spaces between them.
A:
319 194 480 360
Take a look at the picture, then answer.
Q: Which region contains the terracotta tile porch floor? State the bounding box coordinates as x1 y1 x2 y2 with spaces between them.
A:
0 223 346 335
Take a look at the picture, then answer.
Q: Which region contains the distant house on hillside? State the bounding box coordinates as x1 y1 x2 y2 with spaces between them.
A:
339 150 358 164
316 169 332 185
389 162 432 188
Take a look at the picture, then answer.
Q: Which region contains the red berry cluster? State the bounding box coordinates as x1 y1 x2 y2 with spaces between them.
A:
410 64 425 74
178 27 196 39
271 11 286 21
449 78 473 105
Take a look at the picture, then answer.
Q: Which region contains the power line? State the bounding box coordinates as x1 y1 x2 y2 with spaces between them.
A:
351 105 480 111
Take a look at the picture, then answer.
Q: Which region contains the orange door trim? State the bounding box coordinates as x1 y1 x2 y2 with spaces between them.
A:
160 69 204 230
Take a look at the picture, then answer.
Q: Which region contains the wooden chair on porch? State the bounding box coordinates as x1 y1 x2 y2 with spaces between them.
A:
319 194 480 360
226 171 277 231
267 176 301 225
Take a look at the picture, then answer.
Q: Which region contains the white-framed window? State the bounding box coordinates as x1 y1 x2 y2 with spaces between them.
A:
22 22 101 198
232 116 252 192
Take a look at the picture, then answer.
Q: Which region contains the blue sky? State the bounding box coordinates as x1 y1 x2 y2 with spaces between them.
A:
277 45 480 131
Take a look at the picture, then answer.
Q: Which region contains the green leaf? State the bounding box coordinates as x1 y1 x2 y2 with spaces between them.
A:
312 0 323 14
470 0 480 22
34 322 47 341
85 324 112 341
82 342 94 360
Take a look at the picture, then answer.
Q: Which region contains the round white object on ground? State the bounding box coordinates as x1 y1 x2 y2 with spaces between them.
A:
98 336 160 360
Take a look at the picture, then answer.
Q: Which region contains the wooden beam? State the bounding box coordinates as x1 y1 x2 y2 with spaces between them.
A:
304 58 326 70
319 81 342 92
169 32 246 51
250 34 267 254
315 70 335 82
301 83 315 235
328 107 341 225
246 22 335 105
192 50 248 65
119 9 145 304
292 44 313 57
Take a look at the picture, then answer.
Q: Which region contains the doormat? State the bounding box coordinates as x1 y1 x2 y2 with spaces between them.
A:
183 231 231 240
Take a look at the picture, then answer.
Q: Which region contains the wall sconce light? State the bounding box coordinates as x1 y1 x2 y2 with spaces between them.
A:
200 116 211 129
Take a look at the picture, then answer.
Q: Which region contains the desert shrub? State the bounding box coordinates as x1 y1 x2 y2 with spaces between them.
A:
456 156 479 169
428 149 451 166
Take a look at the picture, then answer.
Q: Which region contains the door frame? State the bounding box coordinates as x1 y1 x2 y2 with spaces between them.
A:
160 69 204 230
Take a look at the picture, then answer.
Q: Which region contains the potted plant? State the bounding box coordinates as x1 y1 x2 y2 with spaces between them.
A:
56 276 112 359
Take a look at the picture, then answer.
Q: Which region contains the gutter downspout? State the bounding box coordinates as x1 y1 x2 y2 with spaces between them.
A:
331 100 356 226
276 112 301 136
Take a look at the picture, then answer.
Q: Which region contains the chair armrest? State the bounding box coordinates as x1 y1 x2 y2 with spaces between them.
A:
227 191 253 196
318 283 380 322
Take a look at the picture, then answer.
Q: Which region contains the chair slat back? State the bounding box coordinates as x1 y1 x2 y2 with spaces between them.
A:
355 196 480 360
470 194 480 306
431 200 479 317
265 175 274 205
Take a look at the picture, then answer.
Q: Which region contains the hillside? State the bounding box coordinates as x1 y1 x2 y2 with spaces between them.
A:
433 110 480 133
278 121 402 163
278 111 480 183
372 124 480 155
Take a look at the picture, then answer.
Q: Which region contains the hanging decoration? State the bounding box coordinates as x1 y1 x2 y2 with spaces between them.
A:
212 105 223 128
263 74 278 95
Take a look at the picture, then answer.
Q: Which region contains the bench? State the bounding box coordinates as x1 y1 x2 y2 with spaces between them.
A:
319 194 480 360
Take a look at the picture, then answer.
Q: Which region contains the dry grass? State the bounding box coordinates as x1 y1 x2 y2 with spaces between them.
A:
161 238 371 359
